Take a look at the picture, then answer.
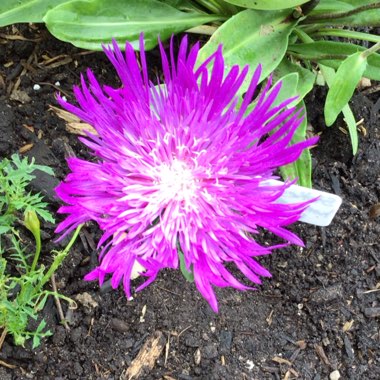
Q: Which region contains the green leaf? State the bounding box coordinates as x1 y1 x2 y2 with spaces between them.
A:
288 41 380 80
320 64 358 154
43 0 223 50
271 73 299 108
265 74 313 187
273 58 316 102
324 51 367 126
306 0 380 26
310 0 354 13
340 0 378 4
0 0 69 27
198 9 298 95
341 104 358 155
279 100 312 187
177 244 194 282
161 0 202 11
224 0 309 10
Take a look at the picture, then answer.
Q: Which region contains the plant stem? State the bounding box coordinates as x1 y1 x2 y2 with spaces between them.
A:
362 41 380 58
301 0 320 15
0 328 7 351
30 231 41 273
39 225 83 289
287 52 348 61
194 0 238 15
303 2 380 23
312 28 380 43
294 28 314 43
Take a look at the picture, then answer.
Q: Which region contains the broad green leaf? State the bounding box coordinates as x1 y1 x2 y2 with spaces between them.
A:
0 0 68 27
279 101 312 187
320 64 358 154
270 73 299 108
288 41 380 80
273 58 316 102
198 9 298 95
43 0 223 50
324 52 367 126
224 0 309 10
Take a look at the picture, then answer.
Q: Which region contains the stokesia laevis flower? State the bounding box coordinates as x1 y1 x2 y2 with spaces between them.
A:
55 35 318 312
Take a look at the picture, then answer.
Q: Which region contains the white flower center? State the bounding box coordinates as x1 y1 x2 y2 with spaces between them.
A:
157 159 197 204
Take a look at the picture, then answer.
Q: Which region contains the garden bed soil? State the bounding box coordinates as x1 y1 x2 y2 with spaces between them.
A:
0 24 379 380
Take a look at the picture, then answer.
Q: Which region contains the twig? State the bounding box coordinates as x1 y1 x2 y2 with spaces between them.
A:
156 285 180 297
51 274 70 331
0 359 16 369
0 328 7 351
361 84 380 95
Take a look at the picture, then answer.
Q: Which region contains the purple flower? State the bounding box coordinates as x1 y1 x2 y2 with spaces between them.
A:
55 35 318 312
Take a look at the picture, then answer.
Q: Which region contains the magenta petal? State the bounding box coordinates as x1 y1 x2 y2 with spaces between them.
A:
55 34 318 313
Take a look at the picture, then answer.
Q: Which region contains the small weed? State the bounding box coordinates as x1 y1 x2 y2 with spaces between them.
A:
0 154 80 348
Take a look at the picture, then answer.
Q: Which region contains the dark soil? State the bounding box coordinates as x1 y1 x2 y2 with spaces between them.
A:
0 24 379 380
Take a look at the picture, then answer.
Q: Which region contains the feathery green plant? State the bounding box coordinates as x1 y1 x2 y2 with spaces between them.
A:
0 154 80 348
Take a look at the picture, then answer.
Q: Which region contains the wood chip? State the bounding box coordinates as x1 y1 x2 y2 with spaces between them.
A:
121 331 165 380
369 203 380 219
284 369 299 380
314 344 331 366
343 320 354 332
0 74 4 90
296 340 307 350
266 309 274 326
10 89 31 103
23 124 34 133
272 356 292 366
19 143 34 153
0 359 16 369
44 56 73 69
50 105 97 136
0 33 40 42
194 348 201 365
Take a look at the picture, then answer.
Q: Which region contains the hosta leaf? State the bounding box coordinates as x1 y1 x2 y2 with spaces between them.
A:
43 0 222 50
273 58 316 102
198 9 298 95
0 0 68 27
270 73 299 108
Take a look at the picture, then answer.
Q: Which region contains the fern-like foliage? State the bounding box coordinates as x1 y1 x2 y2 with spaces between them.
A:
0 154 59 348
0 153 55 235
